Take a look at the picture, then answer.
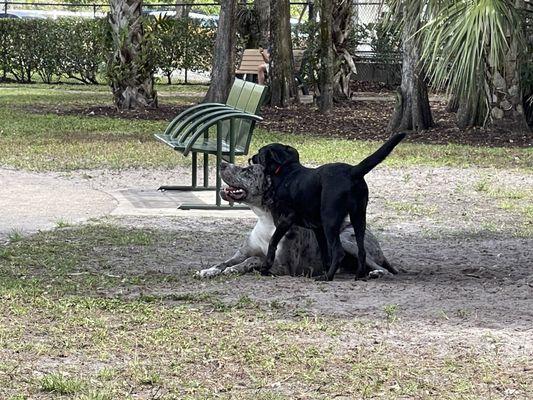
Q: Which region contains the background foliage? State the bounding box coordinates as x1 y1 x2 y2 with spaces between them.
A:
0 17 216 84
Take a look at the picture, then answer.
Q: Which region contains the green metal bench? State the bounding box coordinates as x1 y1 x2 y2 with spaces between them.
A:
155 79 267 210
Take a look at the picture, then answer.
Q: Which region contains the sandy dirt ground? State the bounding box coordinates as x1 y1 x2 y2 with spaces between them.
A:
1 165 532 361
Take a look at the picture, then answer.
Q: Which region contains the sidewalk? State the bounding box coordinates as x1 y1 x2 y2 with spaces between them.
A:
0 168 254 241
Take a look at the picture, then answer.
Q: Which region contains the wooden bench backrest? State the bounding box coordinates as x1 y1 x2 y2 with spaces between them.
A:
236 48 306 74
235 49 265 75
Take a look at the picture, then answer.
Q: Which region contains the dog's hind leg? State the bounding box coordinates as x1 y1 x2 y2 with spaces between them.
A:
349 206 368 279
313 228 330 274
317 214 347 281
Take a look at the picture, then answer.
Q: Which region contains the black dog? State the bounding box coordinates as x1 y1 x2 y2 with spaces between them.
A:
251 133 406 281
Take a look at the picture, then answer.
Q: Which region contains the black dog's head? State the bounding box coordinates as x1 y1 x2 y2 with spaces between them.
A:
250 143 300 175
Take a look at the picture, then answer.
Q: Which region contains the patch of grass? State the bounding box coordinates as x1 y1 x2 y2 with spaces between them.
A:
474 178 491 192
40 372 85 394
7 230 23 243
383 304 399 323
55 219 71 228
0 84 531 171
0 223 530 399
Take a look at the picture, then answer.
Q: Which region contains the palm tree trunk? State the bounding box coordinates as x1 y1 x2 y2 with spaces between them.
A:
489 0 529 131
254 0 270 48
319 0 334 112
332 0 356 101
270 0 298 106
389 14 433 131
108 0 157 110
204 0 237 103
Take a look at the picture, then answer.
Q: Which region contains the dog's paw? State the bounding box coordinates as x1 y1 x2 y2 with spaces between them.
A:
259 268 273 276
314 275 330 282
368 270 385 279
195 267 222 279
222 266 240 275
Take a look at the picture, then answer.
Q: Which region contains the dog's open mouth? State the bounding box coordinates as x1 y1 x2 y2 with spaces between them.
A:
221 186 247 204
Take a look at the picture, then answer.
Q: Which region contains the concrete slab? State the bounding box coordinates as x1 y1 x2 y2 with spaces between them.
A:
108 188 255 218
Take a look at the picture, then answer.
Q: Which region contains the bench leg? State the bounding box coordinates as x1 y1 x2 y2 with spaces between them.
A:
158 152 217 191
178 123 248 210
203 153 209 188
192 152 197 187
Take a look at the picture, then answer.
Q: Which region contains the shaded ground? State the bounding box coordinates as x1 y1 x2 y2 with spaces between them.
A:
42 99 533 148
76 165 532 327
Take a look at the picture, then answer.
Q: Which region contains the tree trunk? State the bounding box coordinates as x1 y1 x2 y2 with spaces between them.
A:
489 0 529 131
270 0 298 106
108 0 158 110
388 13 433 131
175 1 193 19
254 0 270 48
204 0 237 103
319 0 334 112
332 0 356 101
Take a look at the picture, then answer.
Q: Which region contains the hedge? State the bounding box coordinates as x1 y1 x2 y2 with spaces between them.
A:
0 17 216 84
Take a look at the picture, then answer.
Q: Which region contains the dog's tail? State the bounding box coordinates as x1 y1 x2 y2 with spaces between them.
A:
352 133 406 178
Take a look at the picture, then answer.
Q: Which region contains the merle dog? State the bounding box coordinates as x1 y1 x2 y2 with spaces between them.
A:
250 133 406 281
196 162 397 279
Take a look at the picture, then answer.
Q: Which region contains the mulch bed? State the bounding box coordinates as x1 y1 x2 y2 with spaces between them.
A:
38 99 532 148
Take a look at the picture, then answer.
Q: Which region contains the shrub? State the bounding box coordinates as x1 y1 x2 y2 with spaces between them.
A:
0 16 215 85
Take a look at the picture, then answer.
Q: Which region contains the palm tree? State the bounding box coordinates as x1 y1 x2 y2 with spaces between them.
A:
420 0 528 130
108 0 158 109
385 0 434 131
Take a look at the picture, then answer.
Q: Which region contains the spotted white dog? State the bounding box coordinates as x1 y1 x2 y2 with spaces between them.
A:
196 162 397 279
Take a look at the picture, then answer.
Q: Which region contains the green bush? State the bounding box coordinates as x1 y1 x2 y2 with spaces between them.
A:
0 17 215 85
151 17 216 84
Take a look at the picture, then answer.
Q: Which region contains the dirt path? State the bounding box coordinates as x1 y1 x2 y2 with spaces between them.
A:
51 166 532 338
0 168 116 240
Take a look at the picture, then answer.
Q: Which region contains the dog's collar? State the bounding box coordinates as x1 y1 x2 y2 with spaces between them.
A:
274 165 283 176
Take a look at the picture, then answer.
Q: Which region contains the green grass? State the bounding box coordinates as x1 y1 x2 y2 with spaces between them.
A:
0 83 531 171
40 373 85 395
0 223 530 399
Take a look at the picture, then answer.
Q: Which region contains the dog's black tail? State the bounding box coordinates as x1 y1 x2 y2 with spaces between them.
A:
352 133 406 178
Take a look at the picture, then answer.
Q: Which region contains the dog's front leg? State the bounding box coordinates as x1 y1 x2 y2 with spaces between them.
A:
261 216 294 275
223 256 264 275
196 249 249 279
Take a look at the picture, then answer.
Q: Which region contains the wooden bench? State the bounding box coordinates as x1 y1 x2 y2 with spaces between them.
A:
236 49 308 94
154 79 267 209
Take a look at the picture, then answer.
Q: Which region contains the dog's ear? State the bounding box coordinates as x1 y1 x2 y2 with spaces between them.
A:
284 145 299 162
267 149 285 166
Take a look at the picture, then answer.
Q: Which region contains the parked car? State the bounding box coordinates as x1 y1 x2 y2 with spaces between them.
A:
0 13 20 18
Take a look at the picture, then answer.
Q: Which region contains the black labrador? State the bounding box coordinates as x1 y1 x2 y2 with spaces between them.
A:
250 133 406 281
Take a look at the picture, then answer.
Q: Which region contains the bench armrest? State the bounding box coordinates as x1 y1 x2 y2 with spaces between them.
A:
175 109 245 144
168 105 235 139
163 102 229 136
182 113 263 156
